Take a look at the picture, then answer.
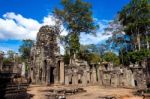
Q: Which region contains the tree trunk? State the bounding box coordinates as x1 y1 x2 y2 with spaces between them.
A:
146 34 149 50
120 48 124 64
131 30 136 51
137 30 141 51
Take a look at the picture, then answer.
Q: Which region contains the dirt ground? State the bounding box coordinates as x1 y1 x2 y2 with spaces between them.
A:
27 85 143 99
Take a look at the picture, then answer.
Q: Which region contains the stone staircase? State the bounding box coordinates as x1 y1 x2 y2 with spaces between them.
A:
0 82 30 99
1 83 29 99
0 73 30 99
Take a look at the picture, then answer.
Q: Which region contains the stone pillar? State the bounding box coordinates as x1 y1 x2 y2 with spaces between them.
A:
46 59 52 85
54 67 59 84
111 74 118 87
98 70 104 85
82 71 87 86
60 60 64 84
54 59 60 84
41 65 45 84
65 75 69 85
87 72 90 84
97 66 103 85
97 66 100 83
126 69 133 87
36 66 40 84
91 66 97 84
72 74 78 85
30 69 34 83
46 65 51 85
40 48 45 83
86 66 91 84
131 73 135 87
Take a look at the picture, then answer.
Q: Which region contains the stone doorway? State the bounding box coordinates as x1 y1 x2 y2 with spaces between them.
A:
50 67 54 84
134 80 138 87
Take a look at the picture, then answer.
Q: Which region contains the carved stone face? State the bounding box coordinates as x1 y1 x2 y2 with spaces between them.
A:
36 26 58 47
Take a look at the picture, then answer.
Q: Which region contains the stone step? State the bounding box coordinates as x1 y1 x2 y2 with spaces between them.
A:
0 83 29 98
5 88 27 94
5 86 27 91
4 92 30 99
0 83 29 90
7 83 29 87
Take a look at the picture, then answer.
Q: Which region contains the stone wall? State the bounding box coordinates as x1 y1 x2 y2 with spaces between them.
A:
145 58 150 87
97 62 147 89
64 59 98 86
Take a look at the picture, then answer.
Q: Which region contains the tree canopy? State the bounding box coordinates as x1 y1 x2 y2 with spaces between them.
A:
119 0 150 51
77 44 101 64
54 0 97 57
19 39 34 61
103 52 120 65
103 0 150 64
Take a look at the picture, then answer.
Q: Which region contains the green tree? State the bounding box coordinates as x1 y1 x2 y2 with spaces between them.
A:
103 52 120 65
104 19 125 50
88 53 101 64
7 50 15 60
103 18 132 65
2 50 15 66
119 0 150 51
19 39 34 61
54 0 97 58
127 49 150 63
77 44 101 64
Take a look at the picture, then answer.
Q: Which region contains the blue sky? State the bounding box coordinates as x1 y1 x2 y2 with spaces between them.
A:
0 0 130 53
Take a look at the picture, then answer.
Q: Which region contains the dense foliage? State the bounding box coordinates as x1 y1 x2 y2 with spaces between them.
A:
119 0 150 64
63 44 101 64
3 50 22 65
78 44 101 64
19 39 34 61
54 0 97 58
125 49 150 63
119 0 150 51
103 0 150 65
103 52 120 65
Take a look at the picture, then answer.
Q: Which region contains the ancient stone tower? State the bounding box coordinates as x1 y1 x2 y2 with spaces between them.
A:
30 25 64 85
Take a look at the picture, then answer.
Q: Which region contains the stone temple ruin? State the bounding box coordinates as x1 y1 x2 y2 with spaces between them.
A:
30 25 64 85
30 25 150 89
98 62 147 88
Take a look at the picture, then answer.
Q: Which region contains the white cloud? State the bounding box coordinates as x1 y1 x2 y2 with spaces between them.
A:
0 12 112 54
43 15 56 26
80 20 112 45
3 12 41 30
0 46 12 53
80 33 111 45
0 12 67 40
0 12 69 54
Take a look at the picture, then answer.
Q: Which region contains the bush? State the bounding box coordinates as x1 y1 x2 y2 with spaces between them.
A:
127 49 150 63
103 52 120 65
